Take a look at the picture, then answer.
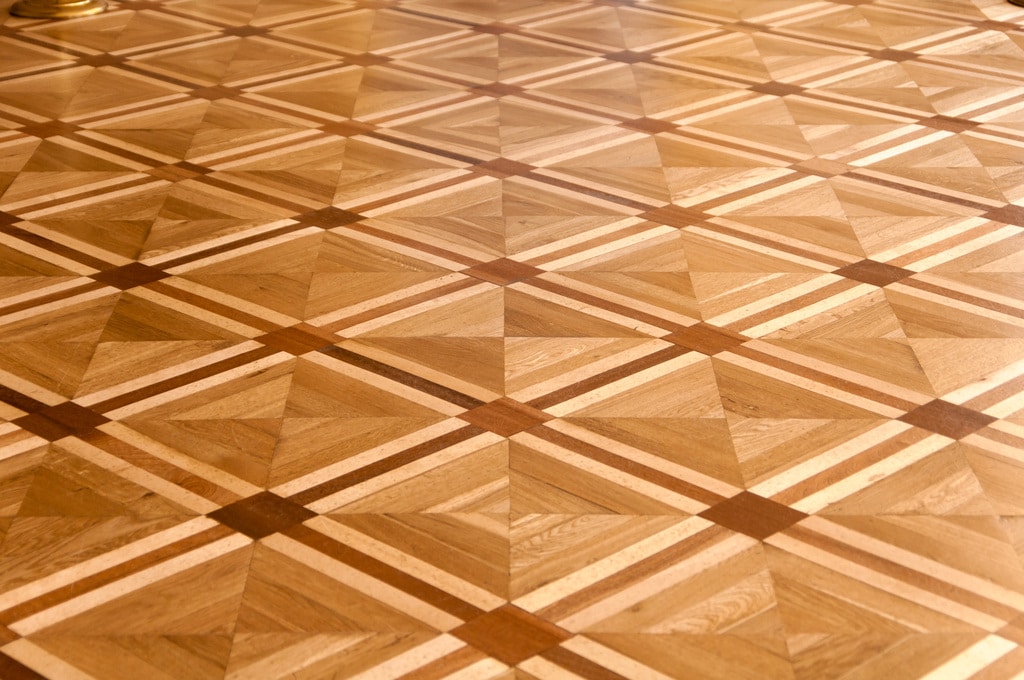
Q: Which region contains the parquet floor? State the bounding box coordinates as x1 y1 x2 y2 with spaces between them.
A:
0 0 1022 677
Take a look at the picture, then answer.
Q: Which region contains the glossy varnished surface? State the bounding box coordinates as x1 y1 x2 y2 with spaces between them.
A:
0 0 1023 677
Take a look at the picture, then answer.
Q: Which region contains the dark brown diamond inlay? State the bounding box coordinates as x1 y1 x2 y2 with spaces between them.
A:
921 115 976 133
92 262 169 290
0 622 17 645
465 258 543 285
985 204 1024 226
620 117 677 134
15 402 110 442
665 323 747 356
793 158 850 178
899 400 996 440
998 614 1024 646
699 491 807 540
222 25 269 37
321 120 377 137
208 492 316 539
642 204 708 229
475 158 534 179
605 50 651 63
0 651 47 680
870 48 917 62
345 53 391 67
258 325 336 355
453 604 572 665
471 82 524 98
296 206 364 228
77 53 124 67
460 397 550 436
19 120 79 139
474 22 516 34
749 81 804 96
192 86 241 100
834 259 912 287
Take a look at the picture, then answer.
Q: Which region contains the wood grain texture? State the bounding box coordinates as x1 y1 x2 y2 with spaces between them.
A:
0 0 1023 677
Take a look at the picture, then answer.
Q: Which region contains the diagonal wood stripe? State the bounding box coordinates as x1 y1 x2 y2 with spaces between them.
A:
283 524 485 622
0 0 1021 677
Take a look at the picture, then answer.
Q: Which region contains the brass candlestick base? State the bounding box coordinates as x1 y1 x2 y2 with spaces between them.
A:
10 0 106 18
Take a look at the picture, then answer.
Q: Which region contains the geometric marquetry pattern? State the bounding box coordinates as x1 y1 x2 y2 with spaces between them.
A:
0 0 1023 677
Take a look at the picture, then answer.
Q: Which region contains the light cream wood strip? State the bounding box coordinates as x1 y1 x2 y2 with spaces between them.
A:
98 421 264 498
887 282 1024 331
961 432 1024 466
514 217 645 263
872 217 988 265
742 282 875 337
906 225 1023 273
78 341 267 409
507 339 670 404
213 135 338 171
342 342 501 403
1 639 100 680
536 227 676 273
806 515 1024 611
750 420 912 498
545 352 705 417
306 516 506 611
561 637 675 680
187 130 324 166
512 515 713 613
225 634 372 680
302 351 466 417
65 94 191 125
546 420 742 499
0 286 115 330
0 232 96 275
360 175 491 218
271 418 465 497
792 433 950 513
716 351 906 418
745 340 933 406
0 517 218 611
58 437 219 514
143 219 297 267
335 282 497 338
9 533 252 636
558 532 754 631
309 431 504 513
308 273 468 327
509 431 709 515
518 656 588 680
507 282 667 337
349 635 466 680
0 432 47 462
95 347 287 418
164 278 302 327
0 366 66 407
688 225 839 274
765 532 1007 632
919 636 1018 680
532 130 648 168
165 226 322 274
444 658 509 680
263 534 464 631
945 357 1024 407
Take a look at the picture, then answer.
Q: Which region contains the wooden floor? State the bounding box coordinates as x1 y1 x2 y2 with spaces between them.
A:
0 0 1023 677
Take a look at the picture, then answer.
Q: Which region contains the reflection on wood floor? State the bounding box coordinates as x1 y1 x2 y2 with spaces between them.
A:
0 0 1023 677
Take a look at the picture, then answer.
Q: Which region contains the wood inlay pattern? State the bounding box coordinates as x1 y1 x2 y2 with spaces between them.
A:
0 0 1023 677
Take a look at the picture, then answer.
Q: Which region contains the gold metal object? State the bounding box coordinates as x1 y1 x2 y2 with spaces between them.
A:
1010 0 1024 6
10 0 106 19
